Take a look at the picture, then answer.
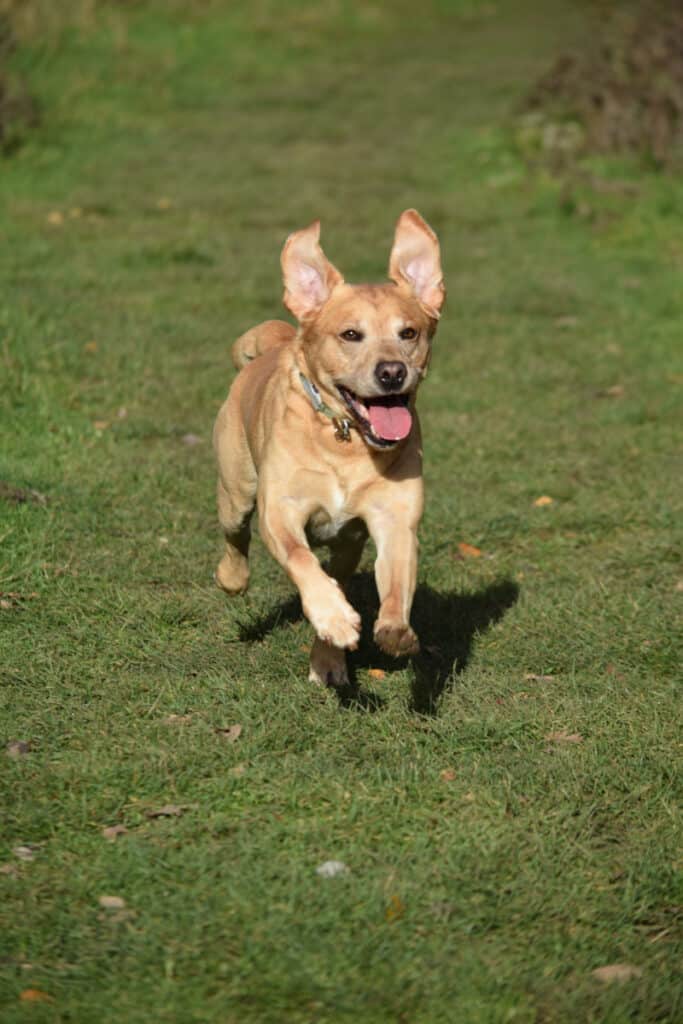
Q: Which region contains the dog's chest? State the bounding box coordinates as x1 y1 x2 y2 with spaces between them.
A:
304 485 356 545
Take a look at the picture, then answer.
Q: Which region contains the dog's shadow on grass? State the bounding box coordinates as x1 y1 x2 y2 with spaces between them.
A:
238 573 519 715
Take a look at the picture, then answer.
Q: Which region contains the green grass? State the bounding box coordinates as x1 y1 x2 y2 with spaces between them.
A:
1 1 681 1021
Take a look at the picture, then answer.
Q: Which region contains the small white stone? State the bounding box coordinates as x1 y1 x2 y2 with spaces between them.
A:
315 860 349 878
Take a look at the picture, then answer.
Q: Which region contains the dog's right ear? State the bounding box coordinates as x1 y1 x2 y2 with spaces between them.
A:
281 221 344 322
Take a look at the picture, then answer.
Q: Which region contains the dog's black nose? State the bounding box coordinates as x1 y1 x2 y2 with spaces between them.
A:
375 361 407 392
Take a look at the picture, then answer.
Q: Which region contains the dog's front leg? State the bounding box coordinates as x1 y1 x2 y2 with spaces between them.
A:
259 498 361 652
365 508 420 658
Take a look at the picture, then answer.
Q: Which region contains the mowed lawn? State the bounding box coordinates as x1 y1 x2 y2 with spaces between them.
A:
1 1 681 1021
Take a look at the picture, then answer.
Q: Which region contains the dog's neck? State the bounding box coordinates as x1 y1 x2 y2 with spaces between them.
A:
297 369 352 443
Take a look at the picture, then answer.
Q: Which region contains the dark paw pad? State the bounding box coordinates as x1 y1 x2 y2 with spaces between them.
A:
374 623 420 658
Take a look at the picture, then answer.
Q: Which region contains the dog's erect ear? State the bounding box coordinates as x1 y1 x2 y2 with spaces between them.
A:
281 221 344 321
388 209 445 319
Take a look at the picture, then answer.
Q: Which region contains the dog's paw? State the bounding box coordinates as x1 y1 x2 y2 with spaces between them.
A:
215 554 250 595
306 589 361 651
374 621 420 658
308 638 350 688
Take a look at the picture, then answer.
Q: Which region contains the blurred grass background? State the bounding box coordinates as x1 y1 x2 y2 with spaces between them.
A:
1 2 681 1022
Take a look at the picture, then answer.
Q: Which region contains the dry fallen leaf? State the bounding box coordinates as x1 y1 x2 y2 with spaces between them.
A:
101 824 128 841
596 384 625 399
385 895 405 922
20 989 53 1003
6 740 31 758
524 673 555 682
163 714 193 726
93 420 109 431
439 768 457 782
99 895 126 910
533 495 554 507
215 724 242 743
456 541 482 559
0 862 19 876
368 668 386 680
146 804 186 819
545 730 583 745
46 211 64 226
675 580 683 593
13 845 35 861
316 860 349 878
156 197 173 210
592 963 642 984
83 340 98 353
181 433 202 446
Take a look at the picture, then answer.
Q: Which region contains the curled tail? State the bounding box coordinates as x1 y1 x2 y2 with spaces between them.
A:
231 319 297 370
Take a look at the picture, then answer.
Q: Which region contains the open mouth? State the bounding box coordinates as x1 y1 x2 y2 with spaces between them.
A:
337 385 413 447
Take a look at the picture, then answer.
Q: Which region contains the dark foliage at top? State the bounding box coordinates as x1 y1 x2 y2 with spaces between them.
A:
526 1 683 167
0 15 38 154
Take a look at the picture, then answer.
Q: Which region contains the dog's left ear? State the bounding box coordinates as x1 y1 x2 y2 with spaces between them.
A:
388 209 445 319
281 220 344 322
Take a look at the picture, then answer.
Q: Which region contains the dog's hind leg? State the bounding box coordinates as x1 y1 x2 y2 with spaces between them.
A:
214 405 256 596
216 478 254 595
309 519 368 687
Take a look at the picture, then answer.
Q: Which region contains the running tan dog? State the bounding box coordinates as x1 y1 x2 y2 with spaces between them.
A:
213 210 445 686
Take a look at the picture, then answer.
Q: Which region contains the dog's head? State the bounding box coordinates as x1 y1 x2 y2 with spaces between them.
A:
281 210 445 450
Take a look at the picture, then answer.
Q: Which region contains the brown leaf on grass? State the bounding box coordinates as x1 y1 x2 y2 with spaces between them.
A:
6 740 31 758
385 895 405 922
368 668 386 680
181 433 202 446
545 730 583 745
675 580 683 593
524 673 555 682
0 592 39 609
20 989 53 1003
439 768 457 782
592 963 642 984
145 804 186 819
156 197 173 210
93 420 109 431
0 863 19 877
101 825 128 842
13 845 35 861
46 210 64 226
595 384 625 399
163 714 193 726
532 495 554 507
99 895 126 910
215 724 242 743
83 340 98 353
456 541 482 559
0 482 47 505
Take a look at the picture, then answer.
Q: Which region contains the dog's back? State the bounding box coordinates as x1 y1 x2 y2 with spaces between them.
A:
231 319 296 370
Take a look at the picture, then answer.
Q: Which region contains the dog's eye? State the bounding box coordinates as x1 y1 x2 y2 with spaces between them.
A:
399 327 418 341
340 329 364 342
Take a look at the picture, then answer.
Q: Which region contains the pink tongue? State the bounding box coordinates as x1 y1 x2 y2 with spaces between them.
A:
367 401 412 441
